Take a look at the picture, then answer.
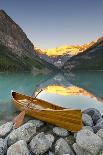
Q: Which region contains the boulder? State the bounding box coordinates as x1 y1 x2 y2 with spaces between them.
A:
76 129 103 154
73 143 92 155
83 108 102 124
29 132 54 155
82 114 93 126
7 122 36 146
0 122 13 138
55 138 74 155
27 119 44 128
7 140 30 155
53 127 69 137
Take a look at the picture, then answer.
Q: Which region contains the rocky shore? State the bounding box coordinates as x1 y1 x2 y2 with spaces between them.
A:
0 108 103 155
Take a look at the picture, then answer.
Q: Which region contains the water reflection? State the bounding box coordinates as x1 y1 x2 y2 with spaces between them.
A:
0 71 103 121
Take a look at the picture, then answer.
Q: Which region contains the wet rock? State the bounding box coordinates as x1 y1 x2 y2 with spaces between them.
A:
82 114 93 126
7 122 36 146
53 127 69 137
7 140 30 155
0 122 13 138
76 129 103 154
83 108 102 124
0 138 7 155
55 138 74 155
73 143 92 155
28 119 44 128
29 132 54 155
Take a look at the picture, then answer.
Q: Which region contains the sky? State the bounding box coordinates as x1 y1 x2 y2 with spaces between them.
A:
0 0 103 49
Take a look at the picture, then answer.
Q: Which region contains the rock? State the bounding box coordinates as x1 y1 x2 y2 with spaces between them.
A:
28 119 44 128
76 129 103 154
7 140 30 155
82 126 94 132
96 118 103 125
53 127 69 137
93 120 103 133
0 122 13 138
29 132 54 155
48 151 55 155
83 108 102 124
0 138 7 155
7 122 36 146
55 138 74 155
73 143 92 155
0 120 7 126
82 114 93 126
65 135 76 145
97 129 103 140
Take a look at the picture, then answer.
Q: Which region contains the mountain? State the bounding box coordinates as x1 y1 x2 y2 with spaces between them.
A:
0 10 56 72
36 42 95 68
63 37 103 71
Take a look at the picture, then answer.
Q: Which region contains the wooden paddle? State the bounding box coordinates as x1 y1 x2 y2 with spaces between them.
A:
13 89 43 128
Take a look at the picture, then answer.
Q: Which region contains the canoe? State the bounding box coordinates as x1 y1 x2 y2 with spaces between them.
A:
11 91 82 132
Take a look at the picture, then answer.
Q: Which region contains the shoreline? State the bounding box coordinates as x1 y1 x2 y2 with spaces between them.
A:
0 108 103 155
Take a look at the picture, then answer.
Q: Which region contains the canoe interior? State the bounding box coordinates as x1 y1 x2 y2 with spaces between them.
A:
12 91 64 110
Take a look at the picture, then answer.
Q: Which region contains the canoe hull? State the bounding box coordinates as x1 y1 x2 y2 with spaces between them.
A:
11 91 82 132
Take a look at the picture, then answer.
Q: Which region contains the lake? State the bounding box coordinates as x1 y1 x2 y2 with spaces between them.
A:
0 71 103 121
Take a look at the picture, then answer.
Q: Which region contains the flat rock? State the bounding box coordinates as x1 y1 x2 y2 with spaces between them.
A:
7 140 30 155
82 114 93 126
0 122 13 138
53 127 69 137
55 138 74 155
76 129 103 154
0 138 7 155
7 122 36 146
73 143 92 155
28 119 44 128
83 108 102 124
30 132 54 155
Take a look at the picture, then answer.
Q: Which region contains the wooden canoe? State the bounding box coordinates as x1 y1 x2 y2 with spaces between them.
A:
11 91 82 132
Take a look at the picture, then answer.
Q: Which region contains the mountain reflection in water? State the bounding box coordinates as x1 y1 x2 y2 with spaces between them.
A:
0 71 103 121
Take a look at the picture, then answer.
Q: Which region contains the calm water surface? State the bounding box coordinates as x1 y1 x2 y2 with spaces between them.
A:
0 71 103 121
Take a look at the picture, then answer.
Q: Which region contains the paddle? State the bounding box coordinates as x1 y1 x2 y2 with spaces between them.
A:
13 89 43 128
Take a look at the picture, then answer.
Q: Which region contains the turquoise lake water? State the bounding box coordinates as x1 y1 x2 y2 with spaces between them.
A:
0 71 103 121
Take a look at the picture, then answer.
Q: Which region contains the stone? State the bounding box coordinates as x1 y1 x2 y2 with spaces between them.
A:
65 135 76 145
53 127 69 137
73 143 92 155
55 138 74 155
7 122 36 146
29 132 54 155
83 108 102 124
96 118 103 125
76 129 103 154
82 126 94 132
0 120 7 126
0 122 13 138
7 140 30 155
0 138 7 155
93 120 103 133
97 129 103 140
28 119 44 128
82 113 93 126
